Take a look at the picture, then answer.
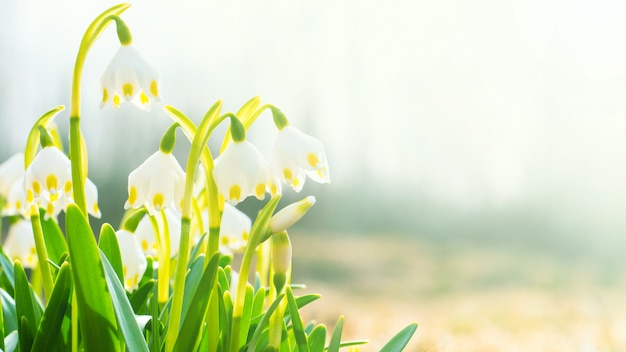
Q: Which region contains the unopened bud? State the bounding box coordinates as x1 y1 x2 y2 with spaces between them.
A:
269 196 315 233
272 231 291 292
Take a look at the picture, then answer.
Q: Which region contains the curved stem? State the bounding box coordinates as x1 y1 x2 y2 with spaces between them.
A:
69 4 131 215
159 209 171 304
30 212 53 301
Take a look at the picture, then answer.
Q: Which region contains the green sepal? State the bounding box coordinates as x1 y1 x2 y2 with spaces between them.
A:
98 223 124 285
30 262 72 352
327 316 344 352
111 15 133 45
229 115 246 142
380 322 418 352
307 325 326 352
65 204 119 352
159 123 179 154
38 126 55 148
270 106 289 130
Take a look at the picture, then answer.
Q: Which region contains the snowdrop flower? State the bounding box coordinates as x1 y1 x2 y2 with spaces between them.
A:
24 146 72 216
100 45 160 111
219 203 252 254
269 196 316 233
116 229 147 291
125 150 185 215
135 207 181 258
85 178 102 218
0 153 24 198
272 126 330 192
2 176 27 217
213 141 277 205
3 219 37 269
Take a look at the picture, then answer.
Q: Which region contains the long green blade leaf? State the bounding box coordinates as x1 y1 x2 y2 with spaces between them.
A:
65 204 119 352
246 294 284 352
31 262 72 351
39 209 68 265
307 325 326 352
98 224 124 284
14 261 39 352
379 323 418 352
285 286 309 352
101 249 150 352
326 316 344 352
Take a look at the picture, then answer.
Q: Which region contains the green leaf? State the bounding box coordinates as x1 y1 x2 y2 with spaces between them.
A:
98 223 124 284
0 289 17 334
101 249 150 352
4 330 17 352
181 254 205 321
251 287 266 321
327 316 344 352
65 204 119 352
285 287 309 352
294 294 321 310
246 294 284 352
14 261 41 352
307 325 326 352
239 284 255 348
129 280 155 314
31 262 72 352
380 323 418 352
39 209 68 265
173 253 220 352
0 250 15 294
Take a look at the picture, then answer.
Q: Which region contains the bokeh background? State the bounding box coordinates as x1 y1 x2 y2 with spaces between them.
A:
3 0 626 350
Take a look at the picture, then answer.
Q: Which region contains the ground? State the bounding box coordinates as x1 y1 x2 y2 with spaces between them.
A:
291 231 626 351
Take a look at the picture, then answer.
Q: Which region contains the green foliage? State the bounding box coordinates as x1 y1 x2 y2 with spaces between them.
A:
0 3 417 352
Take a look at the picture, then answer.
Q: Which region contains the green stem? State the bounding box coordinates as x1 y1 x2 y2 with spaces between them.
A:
30 212 53 301
69 3 131 215
159 210 171 303
72 291 78 352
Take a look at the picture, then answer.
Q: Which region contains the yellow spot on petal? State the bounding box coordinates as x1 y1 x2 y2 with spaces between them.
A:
283 169 293 181
123 266 128 277
49 192 58 202
122 83 134 98
292 178 300 187
32 181 41 195
255 183 265 197
150 80 159 97
242 232 249 241
142 240 149 252
153 193 164 210
102 88 109 103
229 185 241 201
30 247 36 254
307 153 320 168
270 183 278 195
93 203 100 214
15 200 21 210
46 174 58 191
113 95 121 107
128 186 137 205
140 92 149 105
64 180 72 193
47 202 54 216
26 190 34 203
221 236 230 246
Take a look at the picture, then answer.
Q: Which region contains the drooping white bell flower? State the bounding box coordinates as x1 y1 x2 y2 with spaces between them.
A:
85 178 102 219
134 207 181 258
24 146 72 216
116 229 147 291
271 126 330 192
125 150 186 215
100 45 160 111
2 176 27 217
219 203 252 254
213 141 275 205
0 153 24 198
3 219 37 269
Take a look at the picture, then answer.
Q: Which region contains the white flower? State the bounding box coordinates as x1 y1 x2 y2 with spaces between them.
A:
85 178 102 219
24 146 72 216
271 126 330 192
269 196 316 233
219 203 252 254
125 151 186 215
0 153 24 198
116 229 147 291
100 45 160 111
2 176 27 217
135 207 181 258
213 141 277 205
3 219 37 269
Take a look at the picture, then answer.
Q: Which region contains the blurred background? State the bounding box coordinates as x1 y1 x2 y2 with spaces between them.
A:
3 0 626 350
